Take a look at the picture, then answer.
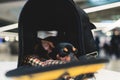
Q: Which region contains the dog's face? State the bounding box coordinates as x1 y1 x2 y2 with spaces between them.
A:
56 43 78 61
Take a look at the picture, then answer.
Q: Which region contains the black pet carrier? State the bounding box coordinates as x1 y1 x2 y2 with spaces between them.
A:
6 0 108 80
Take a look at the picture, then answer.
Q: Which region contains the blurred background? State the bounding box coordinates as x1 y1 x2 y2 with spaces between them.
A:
0 0 120 79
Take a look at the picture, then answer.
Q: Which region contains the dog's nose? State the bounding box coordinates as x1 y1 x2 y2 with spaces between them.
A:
69 53 78 61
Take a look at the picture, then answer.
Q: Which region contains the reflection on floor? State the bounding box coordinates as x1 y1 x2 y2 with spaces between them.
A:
105 59 120 72
0 53 18 61
99 49 120 72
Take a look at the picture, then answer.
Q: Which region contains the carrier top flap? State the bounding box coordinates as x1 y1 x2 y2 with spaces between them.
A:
18 0 98 67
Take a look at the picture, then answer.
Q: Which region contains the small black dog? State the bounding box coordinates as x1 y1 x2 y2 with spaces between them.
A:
56 42 78 62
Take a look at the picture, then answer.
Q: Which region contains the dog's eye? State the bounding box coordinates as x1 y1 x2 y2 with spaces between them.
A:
73 47 77 52
63 47 68 52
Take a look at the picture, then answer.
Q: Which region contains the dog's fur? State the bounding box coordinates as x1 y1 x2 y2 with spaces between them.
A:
56 42 78 61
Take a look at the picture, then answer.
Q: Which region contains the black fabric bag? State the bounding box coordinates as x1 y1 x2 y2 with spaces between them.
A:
18 0 97 67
